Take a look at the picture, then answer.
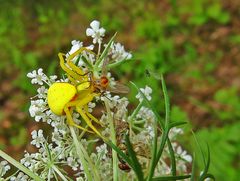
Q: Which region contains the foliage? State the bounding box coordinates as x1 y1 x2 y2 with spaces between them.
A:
0 0 239 180
195 123 240 180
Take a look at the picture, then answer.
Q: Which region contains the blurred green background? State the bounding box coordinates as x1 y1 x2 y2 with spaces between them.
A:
0 0 239 180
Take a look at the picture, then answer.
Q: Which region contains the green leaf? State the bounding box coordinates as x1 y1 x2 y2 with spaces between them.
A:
152 174 191 181
95 32 117 67
81 55 94 70
190 154 196 181
160 74 170 129
169 121 187 128
106 140 133 168
125 135 144 181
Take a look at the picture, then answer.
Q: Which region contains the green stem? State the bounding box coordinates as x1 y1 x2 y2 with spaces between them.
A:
129 101 144 127
147 119 158 180
69 126 92 181
167 139 176 176
52 165 68 181
104 99 118 181
107 57 132 69
0 149 43 181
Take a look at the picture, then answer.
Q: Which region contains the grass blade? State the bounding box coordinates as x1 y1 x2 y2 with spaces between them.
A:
106 140 133 168
152 174 191 181
125 135 144 181
95 32 117 67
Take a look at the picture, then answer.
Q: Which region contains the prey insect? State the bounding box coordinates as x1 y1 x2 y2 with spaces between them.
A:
114 117 131 172
47 47 105 139
114 114 151 172
89 57 130 95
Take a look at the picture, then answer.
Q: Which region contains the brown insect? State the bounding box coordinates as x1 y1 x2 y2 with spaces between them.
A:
89 58 130 95
114 118 131 172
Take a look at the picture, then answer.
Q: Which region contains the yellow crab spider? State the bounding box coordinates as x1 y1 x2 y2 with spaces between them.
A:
47 47 105 140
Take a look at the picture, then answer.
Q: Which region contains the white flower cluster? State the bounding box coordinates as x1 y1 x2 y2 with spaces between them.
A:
109 42 132 62
10 172 29 181
0 161 10 177
136 85 153 102
0 20 192 180
86 20 106 44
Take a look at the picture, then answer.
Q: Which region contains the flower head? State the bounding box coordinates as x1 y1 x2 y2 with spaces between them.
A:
86 20 106 44
136 85 152 102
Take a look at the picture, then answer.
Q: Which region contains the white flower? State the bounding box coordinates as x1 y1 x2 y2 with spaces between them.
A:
27 68 47 85
136 86 152 102
176 146 192 162
169 127 183 139
20 152 36 169
86 20 106 44
10 172 29 181
96 143 108 160
146 126 154 139
110 42 132 62
136 107 154 120
88 102 96 113
31 129 45 148
37 86 47 99
0 161 10 177
67 40 83 56
67 157 79 171
29 99 47 122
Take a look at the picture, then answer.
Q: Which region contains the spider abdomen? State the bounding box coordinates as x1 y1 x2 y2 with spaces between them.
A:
47 82 77 115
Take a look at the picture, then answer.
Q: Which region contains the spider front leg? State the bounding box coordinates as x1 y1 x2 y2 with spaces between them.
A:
64 101 94 134
65 47 96 81
58 53 85 82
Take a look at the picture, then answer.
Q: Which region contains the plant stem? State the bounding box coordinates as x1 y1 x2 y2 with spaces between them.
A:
52 165 68 181
129 101 144 121
0 149 43 181
69 126 93 181
104 98 118 181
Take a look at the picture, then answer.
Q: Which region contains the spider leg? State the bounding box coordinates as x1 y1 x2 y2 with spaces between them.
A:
76 106 106 140
83 104 104 127
66 47 96 62
58 53 85 81
64 104 94 133
66 47 95 82
67 75 77 84
64 93 105 139
71 93 106 140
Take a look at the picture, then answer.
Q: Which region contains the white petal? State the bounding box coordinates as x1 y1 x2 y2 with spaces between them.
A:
90 20 100 30
99 27 106 35
86 28 94 36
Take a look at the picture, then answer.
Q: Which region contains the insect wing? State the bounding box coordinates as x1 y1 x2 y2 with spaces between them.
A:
101 58 109 77
107 82 130 94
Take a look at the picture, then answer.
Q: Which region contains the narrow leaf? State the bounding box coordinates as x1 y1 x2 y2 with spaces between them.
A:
152 174 191 181
96 32 117 67
106 140 133 168
190 154 196 181
125 135 144 181
169 121 187 128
